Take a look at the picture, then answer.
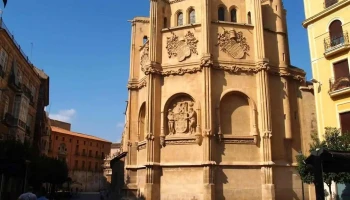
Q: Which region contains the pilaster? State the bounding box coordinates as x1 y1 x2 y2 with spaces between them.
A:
144 0 161 199
201 0 215 199
253 0 275 198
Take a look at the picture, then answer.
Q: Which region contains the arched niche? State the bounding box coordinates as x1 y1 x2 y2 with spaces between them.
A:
138 102 146 141
217 90 258 143
162 93 199 136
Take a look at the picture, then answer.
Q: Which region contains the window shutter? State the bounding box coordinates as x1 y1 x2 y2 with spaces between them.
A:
340 111 350 134
329 20 343 38
333 59 349 80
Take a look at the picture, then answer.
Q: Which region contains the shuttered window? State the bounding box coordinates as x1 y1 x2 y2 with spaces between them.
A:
329 20 343 38
333 59 349 80
340 111 350 134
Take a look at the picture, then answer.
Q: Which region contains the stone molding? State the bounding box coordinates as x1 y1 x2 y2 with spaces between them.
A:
127 78 147 90
212 64 268 74
137 140 146 150
219 135 257 144
161 0 186 4
165 137 197 145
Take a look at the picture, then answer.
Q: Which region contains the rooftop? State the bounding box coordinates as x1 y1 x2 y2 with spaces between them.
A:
51 126 111 143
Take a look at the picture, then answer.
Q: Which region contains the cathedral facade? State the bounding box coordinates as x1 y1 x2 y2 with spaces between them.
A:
121 0 316 199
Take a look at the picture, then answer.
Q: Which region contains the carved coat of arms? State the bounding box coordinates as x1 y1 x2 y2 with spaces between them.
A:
166 31 198 62
167 100 197 136
216 30 250 59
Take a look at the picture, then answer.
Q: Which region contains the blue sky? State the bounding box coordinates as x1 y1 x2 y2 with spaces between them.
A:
1 0 310 143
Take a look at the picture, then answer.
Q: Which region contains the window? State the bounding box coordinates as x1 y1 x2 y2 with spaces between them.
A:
95 162 98 171
329 20 344 47
143 36 148 44
77 140 79 144
69 138 72 142
17 68 22 83
230 8 237 22
163 17 167 28
333 59 349 80
247 12 252 24
88 162 91 170
89 150 92 156
96 151 98 156
62 137 65 141
84 141 86 145
26 115 33 128
177 12 183 26
189 9 195 24
90 142 92 146
102 152 105 159
340 111 350 133
56 136 58 140
13 95 29 123
83 149 86 155
0 49 8 72
218 7 225 21
3 95 9 119
82 161 85 170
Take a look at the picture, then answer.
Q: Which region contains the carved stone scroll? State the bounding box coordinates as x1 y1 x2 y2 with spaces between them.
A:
166 31 198 62
216 30 250 59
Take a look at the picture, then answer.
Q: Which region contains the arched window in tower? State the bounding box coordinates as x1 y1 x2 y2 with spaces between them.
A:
164 17 168 28
247 12 252 24
143 36 148 44
218 7 225 21
328 20 344 48
177 12 183 26
189 9 195 24
230 8 237 22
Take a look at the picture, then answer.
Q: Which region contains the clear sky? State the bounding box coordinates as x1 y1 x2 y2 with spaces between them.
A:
1 0 310 143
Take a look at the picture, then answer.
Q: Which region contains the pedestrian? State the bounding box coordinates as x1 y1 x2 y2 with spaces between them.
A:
18 186 37 200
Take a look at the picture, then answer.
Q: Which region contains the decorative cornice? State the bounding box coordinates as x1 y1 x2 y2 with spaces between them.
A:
127 78 147 90
220 135 257 145
212 63 269 74
162 0 186 4
142 65 203 76
302 0 350 28
165 137 197 145
200 55 213 67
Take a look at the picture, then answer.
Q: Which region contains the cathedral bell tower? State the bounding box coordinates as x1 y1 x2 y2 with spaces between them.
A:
122 0 310 199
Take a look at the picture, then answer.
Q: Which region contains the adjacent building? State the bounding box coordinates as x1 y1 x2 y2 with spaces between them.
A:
103 143 121 184
0 18 46 145
302 0 350 198
120 0 316 199
48 119 112 192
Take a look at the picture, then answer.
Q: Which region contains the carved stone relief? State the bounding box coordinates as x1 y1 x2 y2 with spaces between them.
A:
216 30 250 59
140 41 150 70
166 31 198 62
166 97 197 136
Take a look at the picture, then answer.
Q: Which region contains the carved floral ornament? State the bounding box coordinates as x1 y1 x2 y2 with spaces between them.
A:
140 41 150 69
166 31 198 62
216 30 250 59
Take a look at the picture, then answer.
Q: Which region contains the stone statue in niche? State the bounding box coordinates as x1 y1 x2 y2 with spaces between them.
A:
166 99 197 135
167 109 175 135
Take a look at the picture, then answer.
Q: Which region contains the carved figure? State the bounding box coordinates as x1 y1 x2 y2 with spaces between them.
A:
167 109 175 135
216 30 250 59
186 107 197 134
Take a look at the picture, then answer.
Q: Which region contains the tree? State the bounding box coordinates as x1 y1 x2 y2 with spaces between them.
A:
2 0 6 8
296 127 350 199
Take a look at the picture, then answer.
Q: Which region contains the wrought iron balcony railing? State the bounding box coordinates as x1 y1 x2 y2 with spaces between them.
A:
324 0 338 8
329 75 350 92
324 32 349 52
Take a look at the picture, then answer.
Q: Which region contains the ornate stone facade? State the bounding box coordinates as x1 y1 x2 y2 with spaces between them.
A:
120 1 316 200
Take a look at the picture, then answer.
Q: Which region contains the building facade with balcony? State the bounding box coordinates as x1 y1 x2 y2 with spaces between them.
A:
303 0 350 198
48 119 112 192
0 18 43 144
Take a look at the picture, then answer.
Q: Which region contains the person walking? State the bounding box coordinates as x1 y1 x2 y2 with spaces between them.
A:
18 187 37 200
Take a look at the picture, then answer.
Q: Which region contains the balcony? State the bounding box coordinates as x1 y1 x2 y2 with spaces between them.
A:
329 76 350 97
324 0 338 8
324 32 350 58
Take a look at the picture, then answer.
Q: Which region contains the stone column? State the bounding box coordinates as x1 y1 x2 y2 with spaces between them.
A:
144 0 161 199
253 0 275 198
282 77 292 139
201 0 215 199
